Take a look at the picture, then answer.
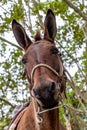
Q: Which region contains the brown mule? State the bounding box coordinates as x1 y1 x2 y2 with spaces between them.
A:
11 9 66 130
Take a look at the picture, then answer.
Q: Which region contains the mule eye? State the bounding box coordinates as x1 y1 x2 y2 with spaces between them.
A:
22 58 27 64
51 48 59 54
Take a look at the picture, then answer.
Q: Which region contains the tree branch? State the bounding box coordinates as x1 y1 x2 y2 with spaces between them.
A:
65 67 87 102
63 113 72 130
56 40 87 86
65 68 87 113
0 97 15 108
0 5 9 14
0 36 22 50
27 1 33 33
63 0 87 21
83 22 87 89
66 104 87 115
32 0 43 27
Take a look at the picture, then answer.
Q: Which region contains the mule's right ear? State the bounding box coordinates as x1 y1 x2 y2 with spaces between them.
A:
12 20 32 50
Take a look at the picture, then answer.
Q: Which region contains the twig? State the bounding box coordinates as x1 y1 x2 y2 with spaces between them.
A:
64 113 72 130
0 4 9 14
63 0 87 21
28 0 32 32
56 40 86 79
64 67 87 113
32 0 43 26
0 36 22 50
66 104 87 115
0 97 15 108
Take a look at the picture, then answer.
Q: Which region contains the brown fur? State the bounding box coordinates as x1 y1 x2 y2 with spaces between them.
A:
17 101 66 130
12 9 66 130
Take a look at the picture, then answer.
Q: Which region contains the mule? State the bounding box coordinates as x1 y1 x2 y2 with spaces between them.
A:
12 9 66 130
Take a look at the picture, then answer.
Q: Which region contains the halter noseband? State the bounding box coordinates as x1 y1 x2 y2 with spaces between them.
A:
30 63 64 84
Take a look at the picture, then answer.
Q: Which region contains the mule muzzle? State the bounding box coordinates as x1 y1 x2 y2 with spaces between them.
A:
33 81 60 109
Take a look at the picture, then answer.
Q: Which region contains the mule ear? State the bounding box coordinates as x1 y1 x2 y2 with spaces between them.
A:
12 19 32 50
44 9 57 41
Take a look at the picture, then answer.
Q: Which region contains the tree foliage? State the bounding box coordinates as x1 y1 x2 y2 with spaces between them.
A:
0 0 87 129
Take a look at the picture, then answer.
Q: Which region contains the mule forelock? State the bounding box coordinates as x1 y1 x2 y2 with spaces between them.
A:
34 29 42 41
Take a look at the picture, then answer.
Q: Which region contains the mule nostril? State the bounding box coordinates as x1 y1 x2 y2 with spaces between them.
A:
33 88 41 98
49 82 55 92
33 88 38 96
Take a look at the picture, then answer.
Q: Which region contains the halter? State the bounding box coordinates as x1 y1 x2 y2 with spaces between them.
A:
31 62 64 83
29 62 65 124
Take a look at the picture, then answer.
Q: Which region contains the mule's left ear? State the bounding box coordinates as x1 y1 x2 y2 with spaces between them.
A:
44 9 57 41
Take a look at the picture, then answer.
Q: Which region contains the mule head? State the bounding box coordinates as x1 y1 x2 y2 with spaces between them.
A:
12 9 66 109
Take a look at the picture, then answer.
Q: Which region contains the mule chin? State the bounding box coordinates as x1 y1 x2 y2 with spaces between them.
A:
42 101 58 109
36 98 58 109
